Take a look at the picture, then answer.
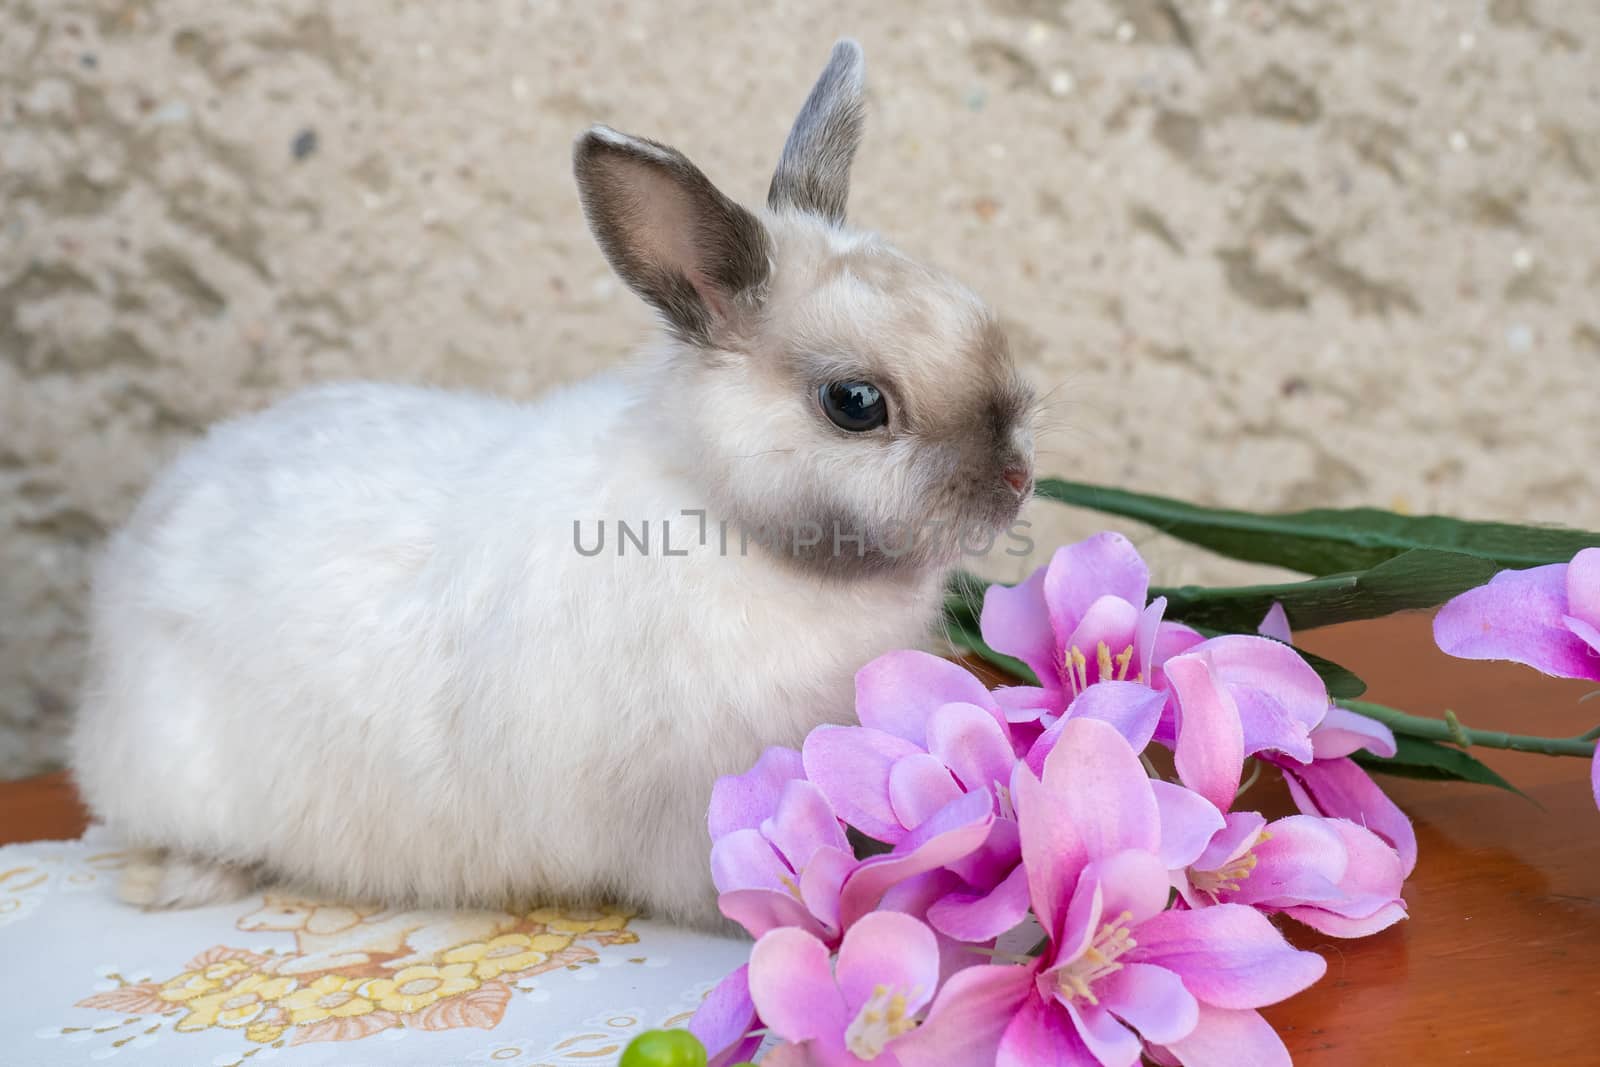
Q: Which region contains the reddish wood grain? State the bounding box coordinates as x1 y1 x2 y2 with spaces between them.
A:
2 611 1596 1056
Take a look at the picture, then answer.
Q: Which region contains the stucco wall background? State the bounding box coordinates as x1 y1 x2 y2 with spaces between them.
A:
2 0 1597 778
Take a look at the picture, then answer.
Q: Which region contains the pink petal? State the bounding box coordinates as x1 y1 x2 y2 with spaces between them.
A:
1568 548 1600 626
1280 756 1417 877
689 966 761 1067
1079 850 1174 928
1306 819 1406 920
717 888 828 942
1151 620 1206 673
1026 682 1167 776
1593 749 1600 815
1012 764 1079 943
803 725 925 844
999 995 1100 1067
896 963 1034 1067
1134 598 1173 683
994 685 1062 727
1064 595 1143 684
1064 681 1167 752
1310 705 1397 760
838 789 996 930
927 702 1019 795
1256 603 1293 644
1567 614 1600 659
927 863 1032 942
1125 904 1327 1009
889 752 964 832
1204 636 1329 732
708 746 805 839
1434 563 1600 681
946 814 1022 889
710 828 791 894
856 649 999 743
1063 999 1142 1067
1280 901 1408 938
1192 811 1269 877
1151 780 1227 871
1166 654 1246 812
1017 719 1160 938
982 564 1060 687
1043 533 1152 642
1099 962 1200 1045
1158 1005 1290 1067
1039 718 1161 857
1051 871 1106 972
762 779 850 872
747 927 848 1040
835 911 941 1019
798 846 856 934
1224 815 1343 908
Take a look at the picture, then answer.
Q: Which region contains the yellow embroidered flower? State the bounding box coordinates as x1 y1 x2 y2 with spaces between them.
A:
245 1022 286 1044
359 963 478 1013
527 905 633 934
159 959 251 1004
277 974 377 1025
175 973 297 1032
443 932 571 979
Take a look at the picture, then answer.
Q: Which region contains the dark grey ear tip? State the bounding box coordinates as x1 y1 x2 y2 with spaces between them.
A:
829 38 865 74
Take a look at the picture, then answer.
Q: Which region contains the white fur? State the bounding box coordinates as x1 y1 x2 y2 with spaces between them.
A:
71 367 942 927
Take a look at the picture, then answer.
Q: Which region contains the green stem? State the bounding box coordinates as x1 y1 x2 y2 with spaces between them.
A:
1340 700 1598 758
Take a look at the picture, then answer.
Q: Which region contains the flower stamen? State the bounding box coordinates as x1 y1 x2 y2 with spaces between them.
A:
1055 910 1136 1007
1189 834 1268 901
1114 645 1135 681
844 983 918 1059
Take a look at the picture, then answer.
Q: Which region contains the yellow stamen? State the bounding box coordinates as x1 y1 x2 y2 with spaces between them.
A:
1096 642 1115 685
1055 911 1137 1006
844 983 918 1058
1114 646 1135 681
1070 646 1089 693
1189 847 1262 900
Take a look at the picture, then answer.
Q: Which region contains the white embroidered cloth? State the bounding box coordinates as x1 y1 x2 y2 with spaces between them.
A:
0 829 750 1066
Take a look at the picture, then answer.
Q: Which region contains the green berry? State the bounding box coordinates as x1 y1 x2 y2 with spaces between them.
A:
618 1029 709 1067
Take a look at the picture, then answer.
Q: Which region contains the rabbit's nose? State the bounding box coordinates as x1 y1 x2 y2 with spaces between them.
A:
1002 465 1032 496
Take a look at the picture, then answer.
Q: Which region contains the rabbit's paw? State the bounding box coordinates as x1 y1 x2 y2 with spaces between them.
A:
119 850 255 910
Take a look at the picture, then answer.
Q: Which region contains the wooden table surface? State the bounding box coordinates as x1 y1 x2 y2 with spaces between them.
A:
2 612 1596 1060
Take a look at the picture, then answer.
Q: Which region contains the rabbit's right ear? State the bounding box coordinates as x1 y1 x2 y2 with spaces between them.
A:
574 127 771 346
768 39 866 226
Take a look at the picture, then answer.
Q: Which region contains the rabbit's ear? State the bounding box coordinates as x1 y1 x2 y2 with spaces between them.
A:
574 126 771 345
768 39 866 226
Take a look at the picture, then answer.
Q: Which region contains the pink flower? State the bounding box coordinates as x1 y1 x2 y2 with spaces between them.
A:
1151 636 1331 811
992 718 1326 1066
688 966 762 1067
1165 801 1408 938
1434 548 1600 807
708 745 996 945
980 533 1195 743
747 912 1023 1067
1253 606 1418 875
803 652 1035 943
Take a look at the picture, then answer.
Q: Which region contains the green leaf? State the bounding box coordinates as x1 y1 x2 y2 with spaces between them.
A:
1036 478 1600 575
1152 549 1502 633
1351 735 1526 797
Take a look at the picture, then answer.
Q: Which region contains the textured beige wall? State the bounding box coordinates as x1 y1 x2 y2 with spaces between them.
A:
3 0 1597 778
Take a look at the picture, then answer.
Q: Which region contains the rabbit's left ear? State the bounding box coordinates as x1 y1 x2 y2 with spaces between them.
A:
575 126 771 345
768 39 866 226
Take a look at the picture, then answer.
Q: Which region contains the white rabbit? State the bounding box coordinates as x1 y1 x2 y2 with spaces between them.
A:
70 40 1036 929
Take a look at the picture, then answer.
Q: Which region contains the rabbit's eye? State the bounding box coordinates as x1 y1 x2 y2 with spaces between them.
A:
820 381 888 432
